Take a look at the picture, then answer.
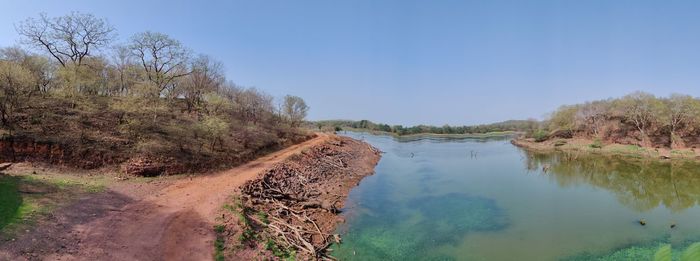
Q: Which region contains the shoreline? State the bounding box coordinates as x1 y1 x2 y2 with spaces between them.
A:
338 127 520 139
220 134 382 260
511 137 700 161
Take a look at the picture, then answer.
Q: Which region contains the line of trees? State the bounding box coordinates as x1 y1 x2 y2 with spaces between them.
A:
1 11 311 130
546 92 700 148
0 12 309 170
316 119 540 135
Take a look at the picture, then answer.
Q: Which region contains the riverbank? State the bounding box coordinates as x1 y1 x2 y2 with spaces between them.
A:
511 137 700 161
216 135 381 260
338 128 520 139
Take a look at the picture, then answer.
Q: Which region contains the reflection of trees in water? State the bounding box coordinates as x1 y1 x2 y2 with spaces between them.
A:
521 150 700 212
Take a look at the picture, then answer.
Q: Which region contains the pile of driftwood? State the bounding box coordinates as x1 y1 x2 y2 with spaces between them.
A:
240 137 379 259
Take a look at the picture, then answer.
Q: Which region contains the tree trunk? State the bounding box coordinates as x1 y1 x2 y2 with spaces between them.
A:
638 129 651 147
671 131 685 149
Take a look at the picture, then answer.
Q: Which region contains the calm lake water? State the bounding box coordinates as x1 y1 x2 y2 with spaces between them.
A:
333 132 700 261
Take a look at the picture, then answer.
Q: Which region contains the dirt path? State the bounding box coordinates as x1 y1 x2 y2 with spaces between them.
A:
4 133 330 261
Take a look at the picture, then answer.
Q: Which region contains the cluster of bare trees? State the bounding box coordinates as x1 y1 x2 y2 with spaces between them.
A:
0 12 308 146
547 92 700 148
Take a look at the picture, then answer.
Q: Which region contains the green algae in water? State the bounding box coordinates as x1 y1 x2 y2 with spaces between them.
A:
333 193 508 260
563 238 700 261
410 193 509 245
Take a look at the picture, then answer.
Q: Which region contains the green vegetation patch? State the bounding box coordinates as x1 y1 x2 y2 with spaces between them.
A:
1 173 106 234
265 239 296 260
213 224 226 261
0 176 29 229
532 129 549 142
590 139 603 149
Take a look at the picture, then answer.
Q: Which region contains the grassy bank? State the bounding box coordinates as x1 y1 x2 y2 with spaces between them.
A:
512 138 700 161
0 169 107 235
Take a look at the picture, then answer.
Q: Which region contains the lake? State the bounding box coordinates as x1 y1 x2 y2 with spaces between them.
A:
333 132 700 260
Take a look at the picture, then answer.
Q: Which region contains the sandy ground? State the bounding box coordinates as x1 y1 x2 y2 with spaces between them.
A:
0 133 331 261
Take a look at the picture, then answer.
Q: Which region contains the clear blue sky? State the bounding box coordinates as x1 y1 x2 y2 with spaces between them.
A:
2 0 700 126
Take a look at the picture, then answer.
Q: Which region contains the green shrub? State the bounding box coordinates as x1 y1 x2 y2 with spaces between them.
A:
265 239 296 260
214 224 226 233
532 130 549 142
214 237 225 261
590 139 603 149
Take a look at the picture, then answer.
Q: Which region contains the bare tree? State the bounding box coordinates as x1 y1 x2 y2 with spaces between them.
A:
234 87 274 125
110 45 141 95
128 31 190 97
16 12 115 67
665 94 699 148
282 95 309 127
618 92 663 146
577 100 609 137
181 54 224 112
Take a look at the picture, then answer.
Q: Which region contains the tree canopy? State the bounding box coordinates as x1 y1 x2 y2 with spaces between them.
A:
546 92 700 148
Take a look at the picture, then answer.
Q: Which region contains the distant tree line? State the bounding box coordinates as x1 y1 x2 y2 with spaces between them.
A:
545 92 700 148
0 12 309 170
315 119 540 136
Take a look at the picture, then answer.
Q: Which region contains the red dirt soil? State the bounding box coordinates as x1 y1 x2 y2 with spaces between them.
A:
1 133 332 261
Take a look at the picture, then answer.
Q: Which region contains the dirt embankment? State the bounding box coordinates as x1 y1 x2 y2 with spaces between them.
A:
218 135 381 260
512 137 700 160
0 132 313 176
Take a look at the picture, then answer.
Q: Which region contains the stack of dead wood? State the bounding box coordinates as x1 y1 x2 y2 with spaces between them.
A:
240 137 380 260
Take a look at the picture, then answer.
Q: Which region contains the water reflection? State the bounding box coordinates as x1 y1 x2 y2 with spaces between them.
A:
522 150 700 212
